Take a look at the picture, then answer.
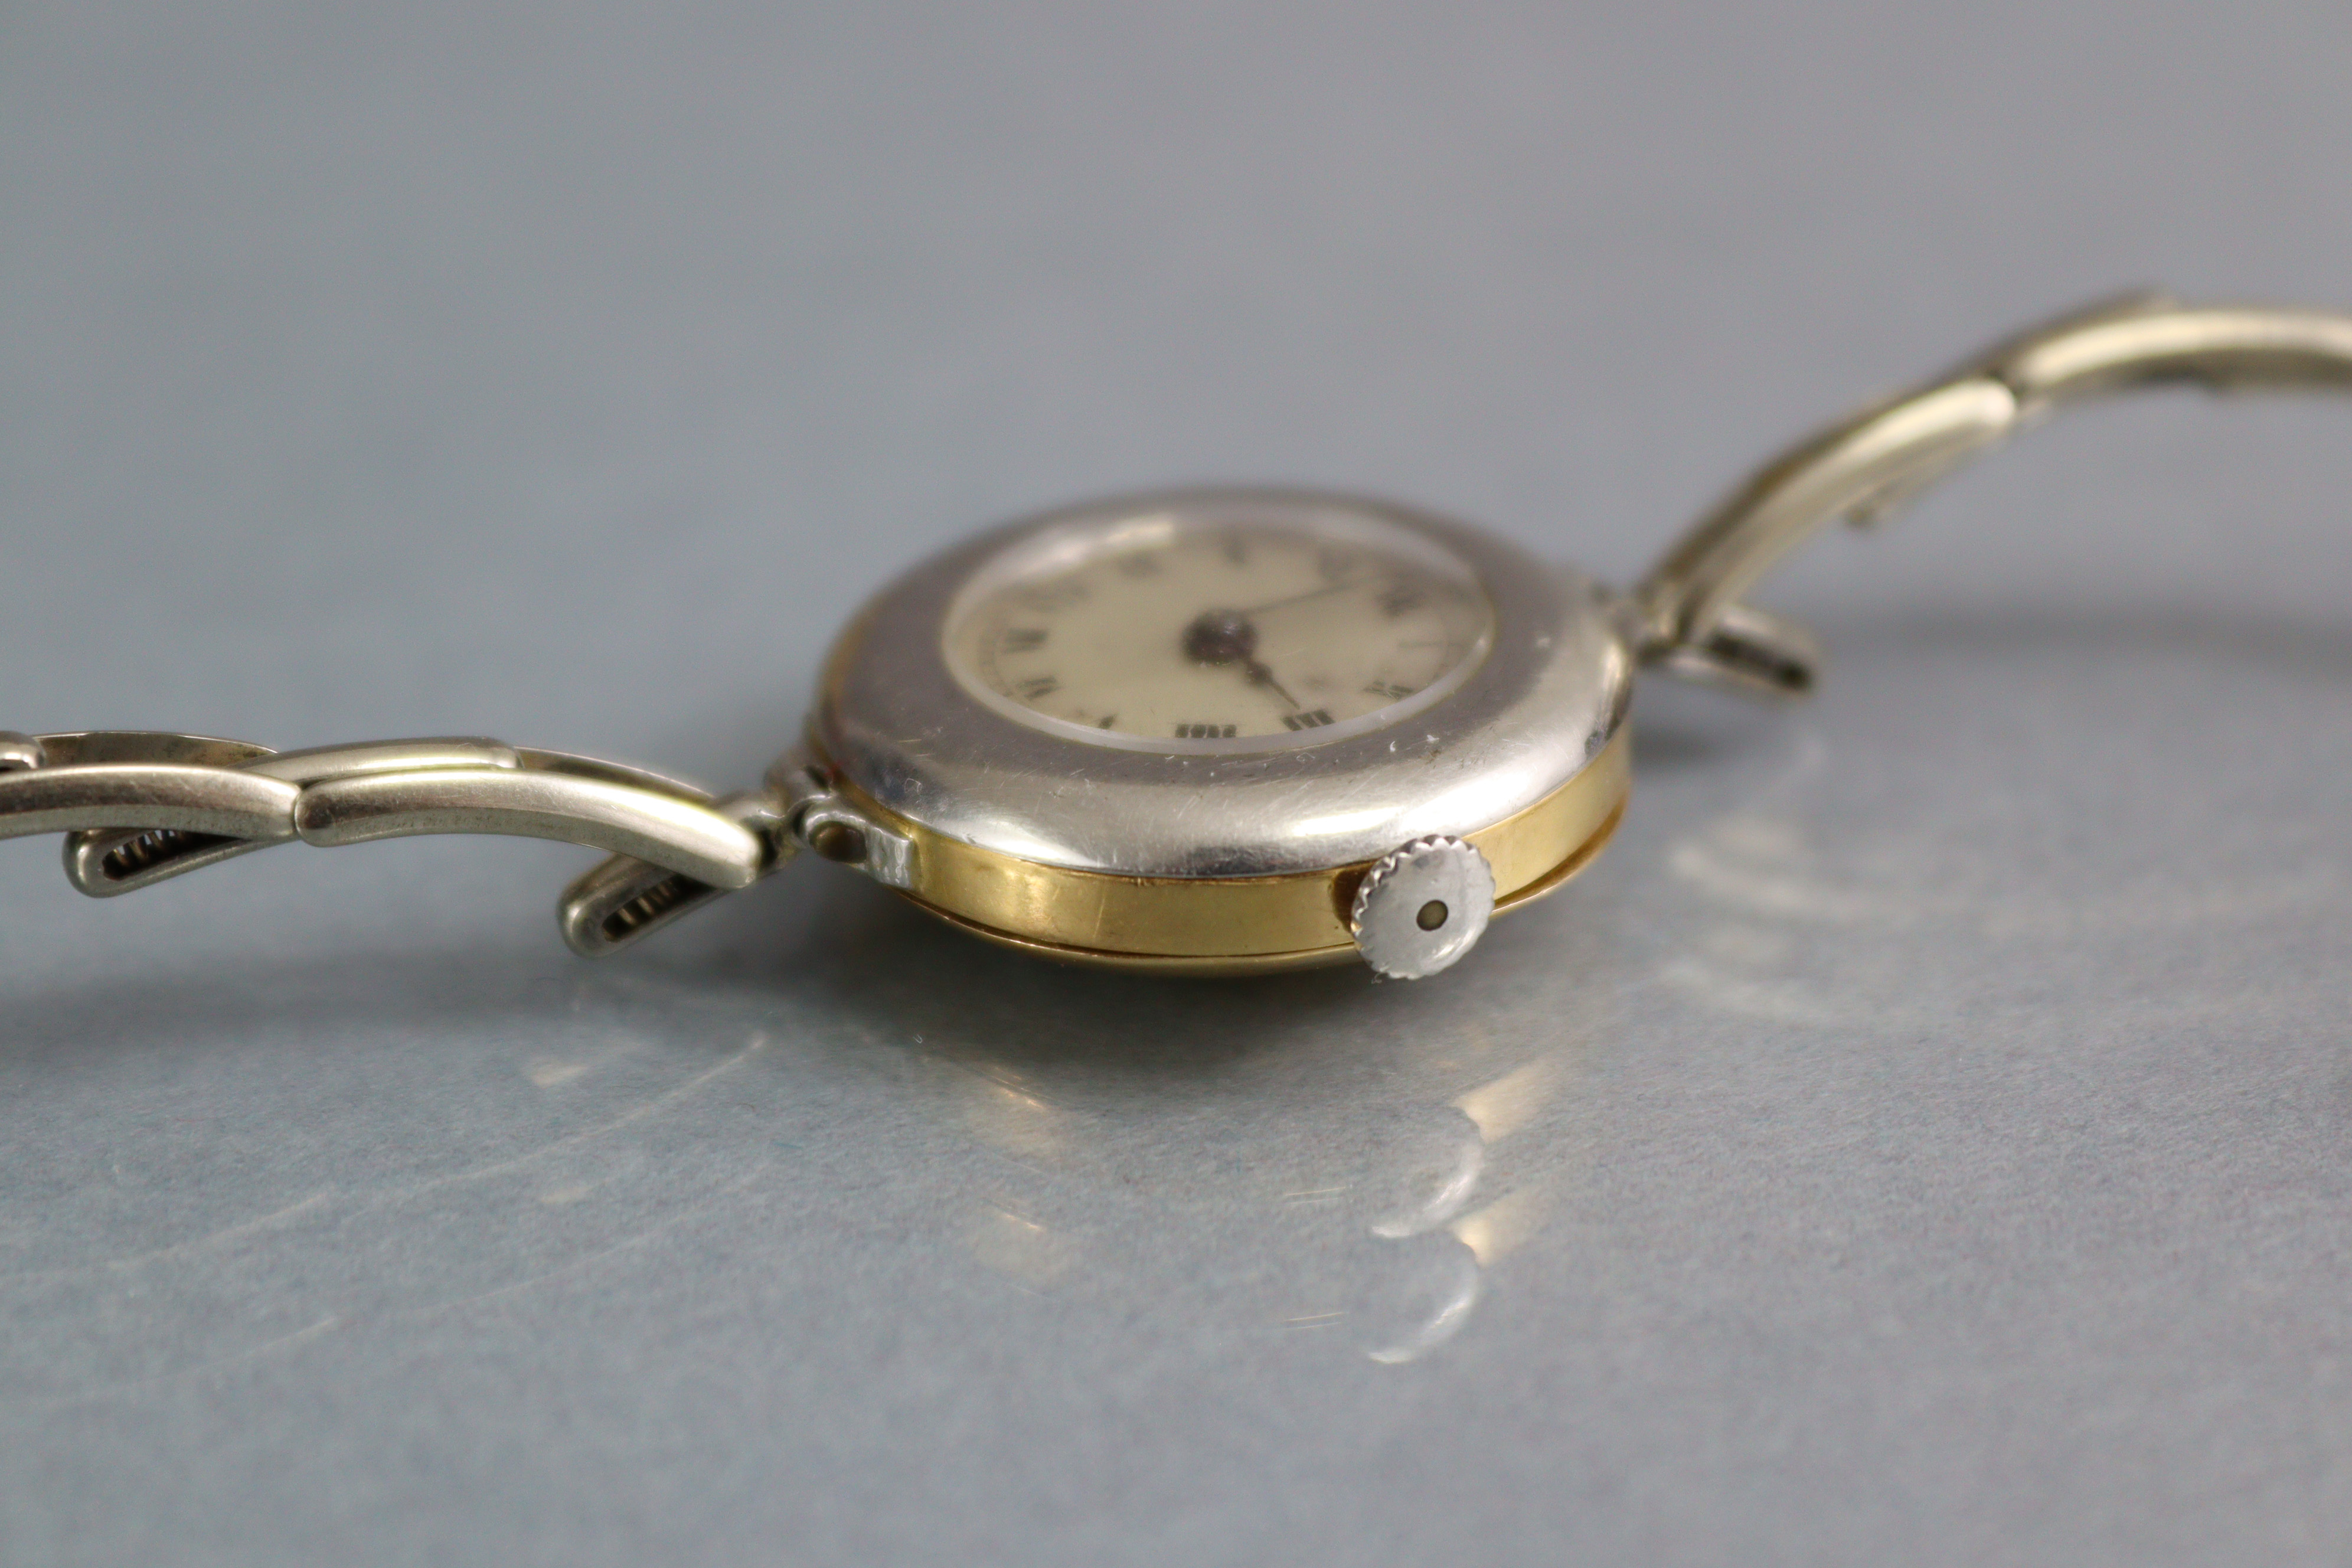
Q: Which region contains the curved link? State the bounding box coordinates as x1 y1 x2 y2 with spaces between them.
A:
64 738 517 896
1998 303 2352 407
0 732 786 956
293 755 766 889
0 734 294 860
34 731 276 769
554 744 873 958
1632 292 2352 695
557 791 795 958
0 763 300 845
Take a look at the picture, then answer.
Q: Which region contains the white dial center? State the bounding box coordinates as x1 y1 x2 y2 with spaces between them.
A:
943 505 1496 753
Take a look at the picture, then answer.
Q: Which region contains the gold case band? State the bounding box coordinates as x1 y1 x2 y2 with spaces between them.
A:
835 727 1632 973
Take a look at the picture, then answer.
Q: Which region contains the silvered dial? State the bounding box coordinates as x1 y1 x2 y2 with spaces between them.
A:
943 505 1496 754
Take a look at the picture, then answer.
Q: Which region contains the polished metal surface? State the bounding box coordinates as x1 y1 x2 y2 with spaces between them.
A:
1635 294 2352 685
1647 601 1824 701
817 488 1632 880
792 797 917 889
824 730 1626 971
557 790 796 958
0 736 778 936
1347 835 1496 978
0 760 299 846
64 738 525 896
293 754 763 889
563 749 826 959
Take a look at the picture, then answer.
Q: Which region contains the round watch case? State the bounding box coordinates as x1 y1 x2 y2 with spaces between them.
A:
801 488 1635 975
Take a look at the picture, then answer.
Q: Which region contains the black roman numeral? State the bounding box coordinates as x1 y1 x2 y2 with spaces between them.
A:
1282 708 1335 731
1174 723 1236 739
1017 675 1060 700
1001 627 1047 653
1363 680 1413 700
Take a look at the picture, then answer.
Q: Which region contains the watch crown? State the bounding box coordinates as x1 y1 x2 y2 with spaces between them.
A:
1348 835 1496 980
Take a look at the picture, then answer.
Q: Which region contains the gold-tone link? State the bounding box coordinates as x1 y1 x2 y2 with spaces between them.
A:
837 728 1632 964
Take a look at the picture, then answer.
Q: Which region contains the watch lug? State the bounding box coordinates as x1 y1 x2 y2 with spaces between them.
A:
796 800 917 889
767 744 918 891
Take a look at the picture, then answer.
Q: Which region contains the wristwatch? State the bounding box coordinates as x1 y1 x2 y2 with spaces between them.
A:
5 292 2346 979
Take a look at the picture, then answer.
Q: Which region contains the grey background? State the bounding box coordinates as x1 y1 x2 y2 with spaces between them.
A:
4 4 2351 1564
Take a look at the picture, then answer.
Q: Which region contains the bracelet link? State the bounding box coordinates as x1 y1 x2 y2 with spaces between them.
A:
0 736 300 870
1632 292 2352 697
64 738 522 896
2 730 783 958
556 789 794 958
551 742 922 959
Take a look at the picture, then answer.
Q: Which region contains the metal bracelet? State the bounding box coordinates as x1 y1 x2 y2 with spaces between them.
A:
556 789 797 958
61 737 517 896
1632 292 2352 696
554 745 917 958
0 731 789 957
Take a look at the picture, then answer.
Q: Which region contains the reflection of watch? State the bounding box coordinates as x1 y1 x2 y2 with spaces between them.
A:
6 293 2347 978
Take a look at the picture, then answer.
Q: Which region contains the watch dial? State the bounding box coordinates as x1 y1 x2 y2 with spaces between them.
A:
943 504 1497 753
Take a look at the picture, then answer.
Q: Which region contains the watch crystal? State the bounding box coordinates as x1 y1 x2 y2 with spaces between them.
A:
942 503 1497 753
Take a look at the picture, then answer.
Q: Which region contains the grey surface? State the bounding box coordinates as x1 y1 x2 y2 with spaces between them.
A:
3 4 2350 1564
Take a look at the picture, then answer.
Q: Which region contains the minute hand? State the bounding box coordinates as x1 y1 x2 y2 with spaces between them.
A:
1234 576 1367 616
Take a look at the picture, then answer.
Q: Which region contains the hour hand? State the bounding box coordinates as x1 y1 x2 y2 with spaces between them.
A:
1241 656 1300 710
